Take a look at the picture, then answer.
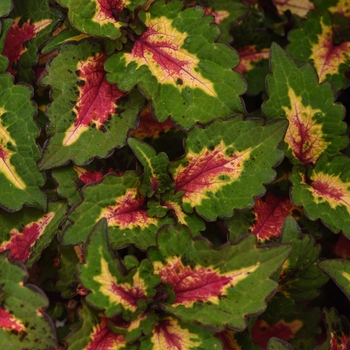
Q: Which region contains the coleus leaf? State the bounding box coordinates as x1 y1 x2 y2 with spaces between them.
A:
267 337 294 350
66 300 137 350
56 0 146 39
263 43 347 165
0 201 66 268
105 0 246 130
169 116 287 221
290 155 350 236
252 318 302 349
78 219 160 319
235 45 270 95
319 259 350 300
0 74 46 211
128 137 172 197
148 190 206 234
139 316 222 350
272 0 314 17
148 225 291 330
186 0 249 43
0 0 12 18
315 308 350 350
0 19 12 72
39 40 144 170
63 172 174 249
3 0 61 82
0 252 57 349
278 216 328 302
287 11 350 92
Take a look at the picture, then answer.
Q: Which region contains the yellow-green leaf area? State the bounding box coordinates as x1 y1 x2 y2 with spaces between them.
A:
263 43 347 165
169 117 287 221
290 156 350 236
105 0 246 130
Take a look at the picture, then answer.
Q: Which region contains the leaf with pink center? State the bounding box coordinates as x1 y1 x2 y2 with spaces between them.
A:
139 316 221 349
39 40 144 170
64 172 173 249
56 0 146 39
263 43 347 165
0 74 46 211
66 300 138 350
105 0 246 130
169 116 287 221
290 155 350 236
0 253 57 348
78 219 160 319
287 11 350 92
0 201 66 267
3 0 61 82
148 225 291 330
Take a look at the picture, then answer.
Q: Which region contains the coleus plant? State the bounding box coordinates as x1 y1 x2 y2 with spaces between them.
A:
0 0 350 348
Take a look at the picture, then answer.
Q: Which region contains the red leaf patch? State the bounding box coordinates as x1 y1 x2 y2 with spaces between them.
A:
97 189 157 228
94 0 125 23
3 18 52 76
0 307 26 332
0 213 55 262
251 193 301 241
63 53 124 146
235 46 270 74
155 257 258 307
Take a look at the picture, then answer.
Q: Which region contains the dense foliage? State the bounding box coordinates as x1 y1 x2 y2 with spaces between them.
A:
0 0 350 348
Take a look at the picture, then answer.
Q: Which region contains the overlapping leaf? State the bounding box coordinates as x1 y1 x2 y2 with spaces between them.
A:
63 172 173 249
0 0 12 17
277 217 328 301
185 0 249 43
319 259 350 300
148 225 291 330
2 0 61 82
57 0 146 39
105 0 246 130
290 155 350 236
39 40 144 170
0 19 11 72
287 11 350 92
78 219 160 320
66 300 137 350
0 253 57 349
235 46 270 95
0 201 66 267
128 137 172 197
0 74 46 211
315 308 350 350
139 316 222 350
273 0 314 17
169 116 287 221
263 43 347 164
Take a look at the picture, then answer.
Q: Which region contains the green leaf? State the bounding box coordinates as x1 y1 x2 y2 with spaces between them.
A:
263 43 347 164
56 0 146 39
0 253 57 349
290 155 350 236
0 19 11 72
0 201 66 268
105 0 246 130
287 11 350 92
169 117 287 221
148 225 291 330
319 259 350 300
278 216 328 301
3 0 61 82
139 316 222 349
78 219 160 319
39 40 144 170
63 172 174 249
267 337 294 350
0 0 12 17
0 74 46 211
66 300 137 350
128 137 172 197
